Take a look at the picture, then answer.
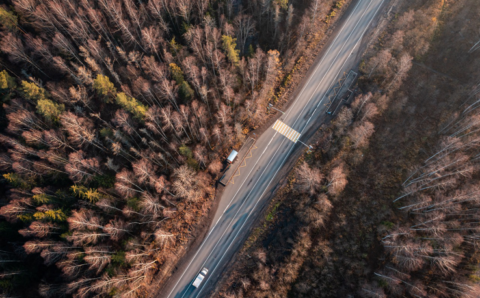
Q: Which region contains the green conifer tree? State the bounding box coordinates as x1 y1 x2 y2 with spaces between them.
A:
115 92 147 120
248 44 255 58
93 74 117 102
222 35 240 66
32 194 51 205
169 63 185 85
179 81 194 101
0 70 16 90
20 81 47 101
274 0 288 10
170 63 194 101
169 37 182 55
36 99 65 122
34 209 67 222
0 8 18 32
3 173 30 189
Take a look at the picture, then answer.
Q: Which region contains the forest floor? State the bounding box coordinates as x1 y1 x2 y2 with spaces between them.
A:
213 0 480 296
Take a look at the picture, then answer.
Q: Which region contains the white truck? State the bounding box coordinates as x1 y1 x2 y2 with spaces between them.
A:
192 268 208 288
226 150 238 164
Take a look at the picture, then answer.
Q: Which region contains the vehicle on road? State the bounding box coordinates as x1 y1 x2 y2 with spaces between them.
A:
162 0 386 295
192 268 208 288
227 150 238 164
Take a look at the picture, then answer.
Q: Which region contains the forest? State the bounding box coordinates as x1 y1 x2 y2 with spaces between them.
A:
215 0 480 297
0 0 345 297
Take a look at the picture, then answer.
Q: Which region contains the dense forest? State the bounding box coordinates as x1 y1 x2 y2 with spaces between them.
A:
216 0 480 297
0 0 345 297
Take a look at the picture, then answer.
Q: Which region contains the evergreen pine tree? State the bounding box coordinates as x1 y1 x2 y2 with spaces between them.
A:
93 74 117 102
21 81 48 101
0 7 18 32
170 63 194 101
169 63 185 85
36 99 65 122
0 70 16 90
115 92 147 120
222 35 240 66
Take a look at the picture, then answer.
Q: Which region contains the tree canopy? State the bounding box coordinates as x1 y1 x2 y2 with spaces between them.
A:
93 74 117 101
0 70 15 90
115 92 147 120
20 81 47 101
222 35 240 66
36 99 65 122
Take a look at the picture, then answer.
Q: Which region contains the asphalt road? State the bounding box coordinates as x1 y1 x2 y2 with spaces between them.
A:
161 0 386 297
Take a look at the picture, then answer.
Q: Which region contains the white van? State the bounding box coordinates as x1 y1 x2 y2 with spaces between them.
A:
192 268 208 288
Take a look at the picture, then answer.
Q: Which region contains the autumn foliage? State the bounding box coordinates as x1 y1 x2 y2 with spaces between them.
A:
0 0 328 296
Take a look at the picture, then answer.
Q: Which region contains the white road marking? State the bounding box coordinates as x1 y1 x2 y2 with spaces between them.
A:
273 120 302 143
165 0 383 296
306 1 382 127
197 0 384 296
168 133 278 298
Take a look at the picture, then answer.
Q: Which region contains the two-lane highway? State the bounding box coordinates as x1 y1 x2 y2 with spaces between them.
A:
160 0 386 297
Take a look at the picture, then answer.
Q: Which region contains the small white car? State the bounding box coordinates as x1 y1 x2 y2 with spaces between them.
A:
192 268 209 288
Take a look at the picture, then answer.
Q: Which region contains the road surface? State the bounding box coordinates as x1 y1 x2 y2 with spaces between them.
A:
161 0 386 297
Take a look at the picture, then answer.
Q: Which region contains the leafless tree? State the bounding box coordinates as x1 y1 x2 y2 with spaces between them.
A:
194 144 208 168
234 14 256 55
154 229 175 247
0 32 49 77
98 0 143 50
348 121 375 148
147 0 170 33
19 221 60 238
295 162 324 196
84 251 112 275
172 165 211 202
141 26 163 62
132 158 157 187
388 53 413 91
246 49 264 99
25 34 54 63
334 107 353 135
65 151 102 183
360 103 379 122
361 284 387 298
67 230 109 246
139 192 164 218
67 209 103 231
115 169 144 198
174 0 193 24
60 112 100 150
366 49 392 78
327 164 348 196
156 78 180 111
40 245 71 266
105 219 129 241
